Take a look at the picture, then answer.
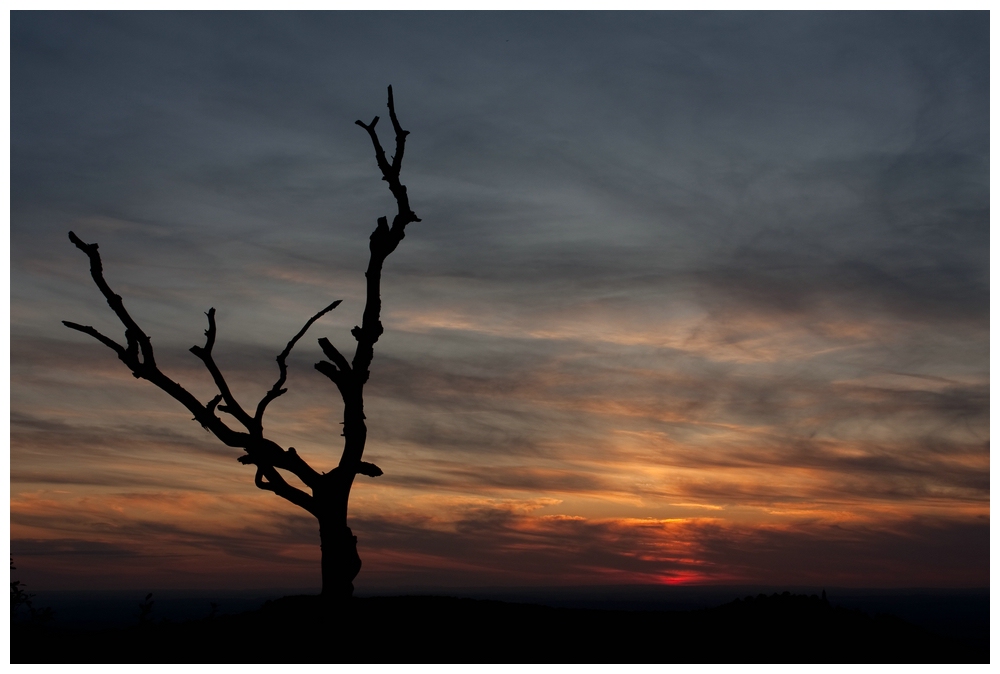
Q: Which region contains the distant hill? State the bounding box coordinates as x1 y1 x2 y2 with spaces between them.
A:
12 591 986 663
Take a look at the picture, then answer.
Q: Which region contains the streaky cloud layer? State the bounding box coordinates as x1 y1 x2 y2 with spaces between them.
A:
11 11 987 591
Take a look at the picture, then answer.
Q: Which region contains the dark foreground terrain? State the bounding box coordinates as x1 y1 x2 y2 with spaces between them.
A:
12 591 986 663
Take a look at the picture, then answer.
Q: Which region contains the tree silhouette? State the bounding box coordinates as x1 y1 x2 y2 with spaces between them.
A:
63 86 419 600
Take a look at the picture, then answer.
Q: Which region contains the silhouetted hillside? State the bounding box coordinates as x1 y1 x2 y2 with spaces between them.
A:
12 592 985 663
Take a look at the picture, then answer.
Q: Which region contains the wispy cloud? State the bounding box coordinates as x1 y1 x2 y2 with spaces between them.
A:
11 12 987 590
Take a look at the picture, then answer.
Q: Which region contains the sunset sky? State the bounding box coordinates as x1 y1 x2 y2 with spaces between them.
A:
10 12 989 592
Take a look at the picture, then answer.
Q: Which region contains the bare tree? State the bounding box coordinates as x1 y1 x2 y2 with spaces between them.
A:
63 86 420 600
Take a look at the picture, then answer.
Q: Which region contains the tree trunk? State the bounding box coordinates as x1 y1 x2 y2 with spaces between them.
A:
315 467 361 600
310 87 419 601
319 517 361 600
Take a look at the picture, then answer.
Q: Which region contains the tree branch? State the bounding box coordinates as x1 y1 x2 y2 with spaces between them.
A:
349 85 421 384
64 232 323 491
387 84 409 176
62 321 127 360
189 308 256 432
356 85 420 240
254 466 317 516
318 85 420 476
314 336 354 400
239 443 322 490
357 461 383 478
318 337 352 374
255 299 341 424
354 115 390 184
66 234 231 436
68 231 157 371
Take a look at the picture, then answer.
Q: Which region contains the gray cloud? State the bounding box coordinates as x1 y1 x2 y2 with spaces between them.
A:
11 11 987 590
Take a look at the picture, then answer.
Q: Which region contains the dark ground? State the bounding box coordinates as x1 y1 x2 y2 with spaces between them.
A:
11 591 988 663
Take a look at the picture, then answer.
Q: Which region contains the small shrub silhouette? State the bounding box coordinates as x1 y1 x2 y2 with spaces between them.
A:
10 558 34 620
10 558 53 624
138 593 155 625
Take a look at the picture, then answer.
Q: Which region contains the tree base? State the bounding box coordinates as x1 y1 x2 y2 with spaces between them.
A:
320 524 362 599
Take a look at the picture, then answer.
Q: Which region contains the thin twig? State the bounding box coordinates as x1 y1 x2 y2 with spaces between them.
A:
190 308 255 431
255 299 342 423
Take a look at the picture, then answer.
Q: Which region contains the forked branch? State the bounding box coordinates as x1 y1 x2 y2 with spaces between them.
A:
67 231 156 371
355 85 421 234
64 233 238 441
64 232 331 498
316 85 419 477
190 308 256 431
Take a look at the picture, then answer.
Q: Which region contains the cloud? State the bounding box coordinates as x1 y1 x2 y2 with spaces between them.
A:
10 12 988 590
11 489 323 589
351 504 988 589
